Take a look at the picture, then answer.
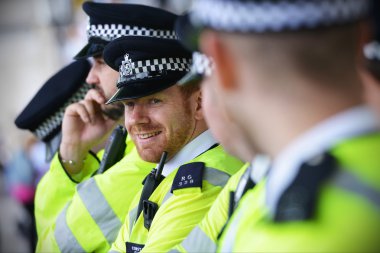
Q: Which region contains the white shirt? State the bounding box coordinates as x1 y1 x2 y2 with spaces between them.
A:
160 129 218 177
266 105 379 216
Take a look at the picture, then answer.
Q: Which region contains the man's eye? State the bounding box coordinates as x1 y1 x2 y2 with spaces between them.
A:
150 99 161 104
124 102 135 108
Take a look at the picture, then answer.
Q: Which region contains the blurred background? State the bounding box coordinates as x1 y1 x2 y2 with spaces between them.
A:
0 0 192 252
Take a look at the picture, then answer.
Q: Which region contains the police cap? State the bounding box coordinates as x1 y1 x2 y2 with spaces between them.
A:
177 52 213 86
177 0 370 51
74 1 178 60
15 59 91 159
103 36 192 104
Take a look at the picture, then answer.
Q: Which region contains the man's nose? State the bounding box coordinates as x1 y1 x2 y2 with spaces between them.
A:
127 104 150 125
85 66 99 86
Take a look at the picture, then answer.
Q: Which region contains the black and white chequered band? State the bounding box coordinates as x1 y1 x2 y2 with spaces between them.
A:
33 83 92 140
118 54 191 83
191 52 213 76
87 23 177 41
364 41 380 61
190 0 369 33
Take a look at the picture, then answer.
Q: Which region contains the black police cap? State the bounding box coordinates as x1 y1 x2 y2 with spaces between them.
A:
177 0 370 51
74 1 178 60
177 52 213 87
15 59 91 142
103 36 192 104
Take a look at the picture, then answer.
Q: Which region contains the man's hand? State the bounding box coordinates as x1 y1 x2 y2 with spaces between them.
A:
59 89 119 175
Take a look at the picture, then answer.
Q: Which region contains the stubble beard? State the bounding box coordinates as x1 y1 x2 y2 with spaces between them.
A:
101 102 124 121
135 100 195 163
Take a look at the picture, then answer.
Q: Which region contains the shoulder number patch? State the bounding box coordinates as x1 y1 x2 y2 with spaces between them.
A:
126 242 144 253
171 162 205 192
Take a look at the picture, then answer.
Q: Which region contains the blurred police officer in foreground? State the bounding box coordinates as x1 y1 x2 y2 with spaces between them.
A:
168 50 268 252
182 0 380 252
34 2 186 252
102 34 243 252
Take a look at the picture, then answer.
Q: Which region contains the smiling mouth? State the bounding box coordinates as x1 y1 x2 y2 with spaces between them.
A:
137 131 162 139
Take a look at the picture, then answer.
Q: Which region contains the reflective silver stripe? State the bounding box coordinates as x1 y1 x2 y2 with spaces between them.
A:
55 202 86 253
181 225 217 252
235 166 252 202
333 170 380 209
77 178 122 245
162 191 172 205
128 206 138 234
219 210 243 252
108 251 120 253
203 167 230 187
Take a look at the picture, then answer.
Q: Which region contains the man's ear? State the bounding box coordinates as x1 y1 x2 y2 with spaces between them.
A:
194 89 204 121
199 30 238 91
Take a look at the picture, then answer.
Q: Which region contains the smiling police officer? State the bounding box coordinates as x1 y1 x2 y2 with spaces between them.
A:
102 35 243 253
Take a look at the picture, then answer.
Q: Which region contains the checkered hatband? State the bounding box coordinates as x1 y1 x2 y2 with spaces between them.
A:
190 0 369 32
118 54 192 83
191 52 213 76
87 22 177 41
33 83 92 140
364 41 380 61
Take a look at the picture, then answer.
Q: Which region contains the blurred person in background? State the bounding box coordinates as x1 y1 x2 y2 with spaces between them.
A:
3 134 41 253
181 0 380 252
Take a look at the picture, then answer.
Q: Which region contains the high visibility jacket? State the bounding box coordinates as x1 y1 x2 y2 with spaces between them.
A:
109 145 244 253
35 136 154 252
218 133 380 252
169 163 249 253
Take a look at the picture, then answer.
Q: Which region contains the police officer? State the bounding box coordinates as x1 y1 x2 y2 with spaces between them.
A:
101 35 244 252
14 59 91 252
34 2 182 252
169 50 268 252
182 0 380 252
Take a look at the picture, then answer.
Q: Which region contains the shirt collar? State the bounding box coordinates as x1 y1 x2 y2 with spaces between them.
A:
266 105 380 216
161 129 218 176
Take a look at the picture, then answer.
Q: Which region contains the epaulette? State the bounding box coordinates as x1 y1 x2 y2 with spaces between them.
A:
275 152 336 222
171 162 205 192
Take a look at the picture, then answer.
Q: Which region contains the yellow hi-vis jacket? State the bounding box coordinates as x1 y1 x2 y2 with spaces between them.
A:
35 136 154 252
109 145 244 253
169 163 249 253
218 133 380 252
